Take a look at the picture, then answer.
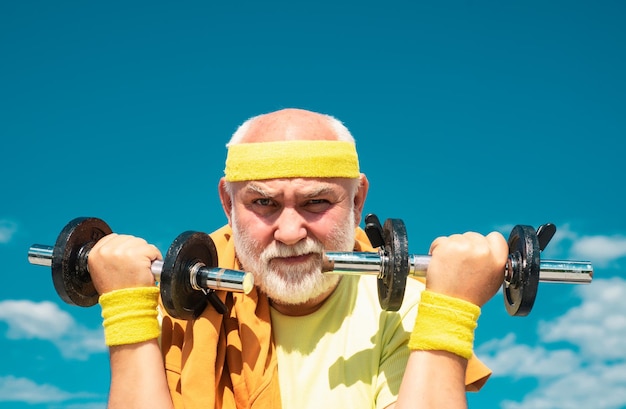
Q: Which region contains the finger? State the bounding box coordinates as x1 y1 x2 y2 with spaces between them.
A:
146 243 162 262
91 232 119 250
430 233 464 246
113 235 161 262
486 231 509 264
428 236 447 255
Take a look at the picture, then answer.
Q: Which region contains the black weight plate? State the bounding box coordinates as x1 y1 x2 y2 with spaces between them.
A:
51 217 112 306
377 219 409 311
160 231 218 320
504 225 540 316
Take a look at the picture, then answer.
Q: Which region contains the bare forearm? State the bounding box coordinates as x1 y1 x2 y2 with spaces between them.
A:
393 351 468 409
108 340 174 409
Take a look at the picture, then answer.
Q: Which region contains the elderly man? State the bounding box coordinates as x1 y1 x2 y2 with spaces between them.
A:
88 108 508 408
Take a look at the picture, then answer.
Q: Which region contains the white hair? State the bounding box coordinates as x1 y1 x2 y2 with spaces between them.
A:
226 110 356 146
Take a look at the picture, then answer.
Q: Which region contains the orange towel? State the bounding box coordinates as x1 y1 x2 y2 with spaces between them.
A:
161 225 280 409
160 226 491 408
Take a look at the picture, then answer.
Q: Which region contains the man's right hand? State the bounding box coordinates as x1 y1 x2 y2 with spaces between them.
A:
87 234 162 294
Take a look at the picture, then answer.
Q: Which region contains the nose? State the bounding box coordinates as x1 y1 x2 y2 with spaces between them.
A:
273 208 308 246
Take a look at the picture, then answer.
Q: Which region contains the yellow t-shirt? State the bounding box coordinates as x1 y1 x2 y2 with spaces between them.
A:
161 225 491 408
271 274 423 409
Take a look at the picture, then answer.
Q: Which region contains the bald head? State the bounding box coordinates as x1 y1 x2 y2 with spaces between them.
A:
228 108 355 145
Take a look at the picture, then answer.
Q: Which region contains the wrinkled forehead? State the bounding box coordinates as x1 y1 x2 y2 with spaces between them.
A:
232 177 355 197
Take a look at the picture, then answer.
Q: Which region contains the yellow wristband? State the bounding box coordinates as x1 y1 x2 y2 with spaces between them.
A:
99 287 160 347
408 290 481 360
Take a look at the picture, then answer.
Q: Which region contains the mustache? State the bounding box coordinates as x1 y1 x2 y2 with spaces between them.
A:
262 238 325 259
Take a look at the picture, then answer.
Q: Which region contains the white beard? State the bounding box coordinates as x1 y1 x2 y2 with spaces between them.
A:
231 211 356 305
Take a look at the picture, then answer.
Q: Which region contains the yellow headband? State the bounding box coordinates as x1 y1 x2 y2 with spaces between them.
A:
224 140 360 182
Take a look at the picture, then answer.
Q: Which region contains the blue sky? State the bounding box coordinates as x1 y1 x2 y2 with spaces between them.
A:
1 1 625 408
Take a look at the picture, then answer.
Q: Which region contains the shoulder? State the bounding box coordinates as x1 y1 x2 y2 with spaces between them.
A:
208 225 238 269
209 224 232 246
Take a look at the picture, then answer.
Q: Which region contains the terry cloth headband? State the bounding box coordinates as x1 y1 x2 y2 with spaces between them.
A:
224 140 360 182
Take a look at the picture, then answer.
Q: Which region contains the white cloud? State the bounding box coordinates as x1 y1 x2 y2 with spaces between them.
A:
571 235 626 267
499 363 626 409
539 277 626 360
476 333 581 378
0 219 18 244
0 375 100 404
477 277 626 409
539 224 626 267
0 300 106 360
0 300 74 338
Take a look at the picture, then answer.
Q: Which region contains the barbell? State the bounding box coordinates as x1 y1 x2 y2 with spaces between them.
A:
28 217 253 320
321 214 594 316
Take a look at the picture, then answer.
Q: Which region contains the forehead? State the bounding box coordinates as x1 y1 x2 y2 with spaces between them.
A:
232 177 354 197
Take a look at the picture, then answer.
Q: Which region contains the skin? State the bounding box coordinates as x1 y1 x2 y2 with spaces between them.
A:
87 108 509 409
219 176 366 315
88 234 172 409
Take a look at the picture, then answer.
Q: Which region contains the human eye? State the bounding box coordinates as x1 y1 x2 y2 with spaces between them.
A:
253 197 274 207
304 198 332 213
246 197 279 217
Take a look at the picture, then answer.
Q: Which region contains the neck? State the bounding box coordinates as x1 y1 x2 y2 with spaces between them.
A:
269 277 342 316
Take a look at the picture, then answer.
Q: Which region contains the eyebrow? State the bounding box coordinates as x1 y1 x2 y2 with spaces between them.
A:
244 181 338 199
244 182 273 197
303 185 337 198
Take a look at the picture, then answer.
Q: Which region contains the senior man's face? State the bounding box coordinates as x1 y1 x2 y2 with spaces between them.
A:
228 177 359 306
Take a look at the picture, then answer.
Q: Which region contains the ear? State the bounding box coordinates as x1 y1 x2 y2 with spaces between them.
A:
218 178 234 226
353 173 369 226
